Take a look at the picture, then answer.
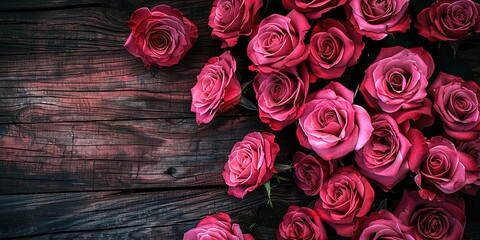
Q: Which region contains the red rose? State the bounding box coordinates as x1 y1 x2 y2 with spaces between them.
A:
297 82 373 160
282 0 347 20
209 0 263 48
416 0 480 42
409 136 478 199
393 191 466 240
247 10 310 73
124 5 198 69
360 46 435 129
355 114 428 190
222 132 279 198
308 18 364 80
183 212 254 240
354 210 415 240
457 138 480 191
345 0 411 40
277 206 327 240
293 152 337 196
314 166 375 237
254 64 311 131
191 51 241 125
428 72 480 141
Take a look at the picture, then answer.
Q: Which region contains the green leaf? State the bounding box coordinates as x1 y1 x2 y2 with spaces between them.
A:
449 41 460 59
264 181 274 209
274 163 293 172
241 79 252 92
375 198 388 211
239 96 258 111
384 33 413 48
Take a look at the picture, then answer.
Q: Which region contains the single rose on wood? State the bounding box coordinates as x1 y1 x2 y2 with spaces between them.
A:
209 0 263 48
124 5 198 69
183 212 254 240
277 205 327 240
282 0 347 20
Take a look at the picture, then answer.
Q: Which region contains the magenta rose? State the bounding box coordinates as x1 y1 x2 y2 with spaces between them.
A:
308 18 364 80
393 191 466 240
428 72 480 141
277 206 327 240
354 210 415 240
293 151 337 196
183 212 254 240
124 5 198 69
457 138 480 190
297 81 373 160
247 10 310 73
416 0 480 42
191 51 241 125
409 136 478 199
222 132 279 198
314 166 374 237
360 46 435 129
209 0 263 48
345 0 411 40
282 0 347 19
254 64 311 131
355 114 428 190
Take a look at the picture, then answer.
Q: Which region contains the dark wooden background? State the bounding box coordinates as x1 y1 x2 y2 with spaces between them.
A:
0 0 479 239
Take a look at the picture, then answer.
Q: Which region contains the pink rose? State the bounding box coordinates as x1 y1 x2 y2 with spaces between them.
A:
315 166 375 237
222 132 279 198
360 46 435 129
355 114 428 190
247 10 310 73
308 18 364 80
409 136 478 199
393 191 466 240
416 0 480 42
254 64 311 131
209 0 263 48
191 51 241 125
277 206 327 240
293 152 337 196
354 210 415 240
183 212 254 240
345 0 411 40
282 0 347 19
124 5 198 69
297 81 373 160
428 72 480 141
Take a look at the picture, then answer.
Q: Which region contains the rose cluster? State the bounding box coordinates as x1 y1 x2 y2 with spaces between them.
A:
123 0 480 239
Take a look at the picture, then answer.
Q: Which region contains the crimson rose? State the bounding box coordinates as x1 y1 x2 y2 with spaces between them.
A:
354 210 415 240
183 212 254 240
293 152 336 196
282 0 347 20
277 206 327 240
124 5 198 69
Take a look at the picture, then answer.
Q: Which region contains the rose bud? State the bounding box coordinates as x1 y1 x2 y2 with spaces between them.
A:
222 132 279 199
293 152 337 196
416 0 480 42
277 206 327 240
208 0 263 48
124 5 198 69
282 0 347 20
354 210 415 240
183 212 253 240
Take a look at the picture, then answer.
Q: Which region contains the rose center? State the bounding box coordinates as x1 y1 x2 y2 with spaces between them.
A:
318 35 342 64
149 30 170 51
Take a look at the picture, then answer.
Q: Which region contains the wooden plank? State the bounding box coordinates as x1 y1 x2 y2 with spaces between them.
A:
0 117 299 194
0 185 310 240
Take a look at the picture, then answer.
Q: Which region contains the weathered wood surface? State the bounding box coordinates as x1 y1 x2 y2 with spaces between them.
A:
0 0 479 239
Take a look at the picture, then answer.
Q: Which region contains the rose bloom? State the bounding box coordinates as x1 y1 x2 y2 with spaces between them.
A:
124 5 198 69
393 191 466 240
254 64 312 131
355 114 428 190
183 212 253 240
354 210 415 240
222 132 279 198
277 205 327 240
293 151 337 196
345 0 411 40
308 18 364 80
360 46 435 129
314 166 375 237
247 10 310 73
409 136 478 199
457 138 480 191
191 51 241 125
297 81 373 161
209 0 263 48
416 0 480 42
429 72 480 141
282 0 347 20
